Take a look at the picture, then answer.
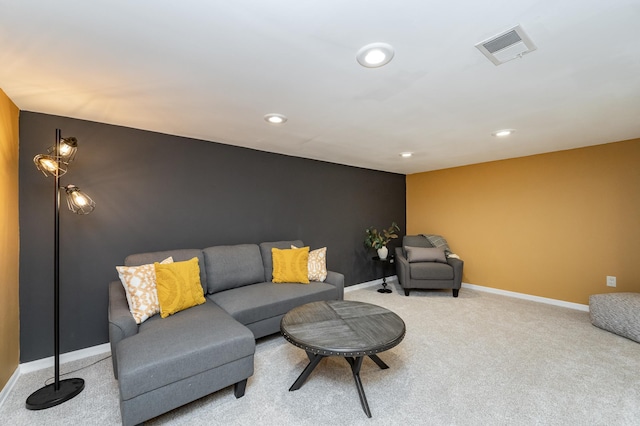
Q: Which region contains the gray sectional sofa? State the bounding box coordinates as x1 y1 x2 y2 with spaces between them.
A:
108 240 344 425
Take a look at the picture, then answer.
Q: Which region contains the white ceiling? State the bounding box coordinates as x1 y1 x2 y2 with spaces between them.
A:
2 0 639 174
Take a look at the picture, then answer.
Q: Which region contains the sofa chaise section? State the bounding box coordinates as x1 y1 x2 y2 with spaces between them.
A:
113 293 255 426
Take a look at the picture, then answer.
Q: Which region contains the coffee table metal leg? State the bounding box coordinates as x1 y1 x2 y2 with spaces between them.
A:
346 356 372 418
290 353 389 417
368 354 389 370
289 354 324 391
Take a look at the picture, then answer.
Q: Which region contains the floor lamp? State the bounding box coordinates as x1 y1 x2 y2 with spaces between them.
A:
26 129 96 410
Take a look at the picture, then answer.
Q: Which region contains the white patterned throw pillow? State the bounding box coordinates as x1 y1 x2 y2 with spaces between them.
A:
292 245 327 282
116 257 173 324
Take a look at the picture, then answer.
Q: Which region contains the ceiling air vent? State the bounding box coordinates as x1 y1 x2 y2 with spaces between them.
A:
475 25 537 65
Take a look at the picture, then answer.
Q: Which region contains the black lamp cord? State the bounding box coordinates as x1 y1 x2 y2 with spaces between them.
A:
44 354 112 386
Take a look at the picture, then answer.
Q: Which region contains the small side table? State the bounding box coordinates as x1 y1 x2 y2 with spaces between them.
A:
372 255 394 293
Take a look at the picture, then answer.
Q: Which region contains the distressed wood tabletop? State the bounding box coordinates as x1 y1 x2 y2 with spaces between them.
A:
281 300 405 356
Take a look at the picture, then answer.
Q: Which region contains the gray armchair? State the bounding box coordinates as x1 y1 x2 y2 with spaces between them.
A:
395 235 463 297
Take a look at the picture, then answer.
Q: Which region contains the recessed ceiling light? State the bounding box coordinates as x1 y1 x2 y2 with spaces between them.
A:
264 113 287 125
400 152 413 158
264 113 287 124
356 43 395 68
492 129 516 137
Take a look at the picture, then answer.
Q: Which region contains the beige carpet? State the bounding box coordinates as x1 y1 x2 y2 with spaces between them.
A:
2 283 639 425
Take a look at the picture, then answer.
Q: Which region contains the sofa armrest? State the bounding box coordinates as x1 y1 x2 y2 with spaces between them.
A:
394 247 410 286
446 257 464 288
108 280 138 378
324 270 345 300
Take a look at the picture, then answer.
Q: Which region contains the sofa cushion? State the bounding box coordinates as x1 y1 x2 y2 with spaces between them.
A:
155 257 206 318
292 245 328 282
203 244 264 294
208 281 338 326
125 249 207 294
410 262 453 280
116 256 173 324
117 300 255 400
259 240 304 282
271 247 310 284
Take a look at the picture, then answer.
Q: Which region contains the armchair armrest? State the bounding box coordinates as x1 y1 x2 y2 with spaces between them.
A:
395 247 410 286
324 270 345 300
108 280 138 378
446 257 464 288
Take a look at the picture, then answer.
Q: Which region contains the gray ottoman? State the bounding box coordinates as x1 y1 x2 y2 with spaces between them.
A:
589 293 640 343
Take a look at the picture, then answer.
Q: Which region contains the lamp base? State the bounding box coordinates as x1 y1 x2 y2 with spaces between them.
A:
25 378 85 410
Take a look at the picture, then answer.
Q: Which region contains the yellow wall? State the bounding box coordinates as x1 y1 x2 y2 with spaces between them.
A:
407 139 640 305
0 88 20 390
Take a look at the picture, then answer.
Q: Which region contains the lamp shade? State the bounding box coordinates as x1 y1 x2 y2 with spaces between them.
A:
64 185 96 215
34 154 67 177
48 137 78 164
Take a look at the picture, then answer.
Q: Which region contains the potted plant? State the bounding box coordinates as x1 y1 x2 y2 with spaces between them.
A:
364 222 400 260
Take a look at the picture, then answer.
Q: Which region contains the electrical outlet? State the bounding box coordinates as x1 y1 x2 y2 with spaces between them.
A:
606 276 616 287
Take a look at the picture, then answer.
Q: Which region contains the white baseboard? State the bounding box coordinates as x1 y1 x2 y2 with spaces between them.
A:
19 343 112 375
0 365 20 409
462 282 589 311
346 278 588 311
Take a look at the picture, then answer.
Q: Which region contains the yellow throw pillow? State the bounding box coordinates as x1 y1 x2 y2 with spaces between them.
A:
154 257 206 318
292 245 327 282
272 247 310 284
116 256 173 324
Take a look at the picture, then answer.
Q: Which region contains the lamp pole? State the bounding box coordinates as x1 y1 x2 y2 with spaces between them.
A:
53 128 61 392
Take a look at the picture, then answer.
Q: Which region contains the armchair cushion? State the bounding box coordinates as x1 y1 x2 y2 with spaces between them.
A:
410 262 454 280
402 235 433 250
405 246 447 263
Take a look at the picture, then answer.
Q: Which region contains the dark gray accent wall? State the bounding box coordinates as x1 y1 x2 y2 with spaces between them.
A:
19 112 405 362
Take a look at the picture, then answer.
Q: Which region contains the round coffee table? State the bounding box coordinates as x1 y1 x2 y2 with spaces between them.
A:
280 300 405 418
